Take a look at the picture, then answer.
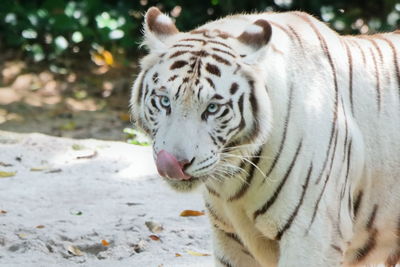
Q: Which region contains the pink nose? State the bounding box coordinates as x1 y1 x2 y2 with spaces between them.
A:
156 150 192 180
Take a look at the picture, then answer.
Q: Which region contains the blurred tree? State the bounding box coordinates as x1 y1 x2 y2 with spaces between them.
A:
0 0 398 68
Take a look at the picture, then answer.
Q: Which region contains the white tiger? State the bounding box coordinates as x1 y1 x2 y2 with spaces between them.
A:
130 7 400 267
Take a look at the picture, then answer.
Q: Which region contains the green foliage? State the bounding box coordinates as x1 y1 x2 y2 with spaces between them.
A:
123 127 151 146
0 0 399 67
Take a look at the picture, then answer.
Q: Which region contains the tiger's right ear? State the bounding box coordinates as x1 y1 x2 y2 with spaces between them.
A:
142 7 179 53
237 19 272 64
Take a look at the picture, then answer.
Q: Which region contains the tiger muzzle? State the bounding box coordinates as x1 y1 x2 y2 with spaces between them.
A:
156 150 192 180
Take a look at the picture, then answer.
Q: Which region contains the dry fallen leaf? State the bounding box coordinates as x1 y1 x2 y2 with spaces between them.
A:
46 168 62 174
101 239 110 246
0 171 16 178
76 151 97 159
36 225 45 229
69 209 83 216
145 221 163 233
180 210 205 217
0 210 7 214
59 121 76 131
149 235 160 241
175 253 182 257
17 233 27 239
119 113 131 122
30 166 49 172
186 250 211 256
72 144 85 151
67 245 84 256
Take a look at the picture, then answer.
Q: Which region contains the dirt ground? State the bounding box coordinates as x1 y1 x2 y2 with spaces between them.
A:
0 50 139 141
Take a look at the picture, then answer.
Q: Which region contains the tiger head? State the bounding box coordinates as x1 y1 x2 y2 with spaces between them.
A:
131 7 273 191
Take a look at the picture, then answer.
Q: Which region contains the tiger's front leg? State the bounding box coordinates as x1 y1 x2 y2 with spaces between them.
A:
212 225 262 267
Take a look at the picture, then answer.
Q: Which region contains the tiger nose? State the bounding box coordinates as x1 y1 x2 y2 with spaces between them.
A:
156 150 193 180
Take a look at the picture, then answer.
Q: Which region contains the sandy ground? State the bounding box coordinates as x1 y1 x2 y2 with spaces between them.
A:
0 131 213 266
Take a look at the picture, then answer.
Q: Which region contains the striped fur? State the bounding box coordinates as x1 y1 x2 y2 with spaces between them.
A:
131 7 400 267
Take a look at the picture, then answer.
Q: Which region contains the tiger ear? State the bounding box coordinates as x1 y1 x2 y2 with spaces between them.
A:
237 19 272 64
142 7 179 53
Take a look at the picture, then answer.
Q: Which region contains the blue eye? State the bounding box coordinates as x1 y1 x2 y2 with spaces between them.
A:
160 96 170 108
207 103 219 114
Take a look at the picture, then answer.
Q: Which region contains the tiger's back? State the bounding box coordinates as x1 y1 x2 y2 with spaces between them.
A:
131 8 400 267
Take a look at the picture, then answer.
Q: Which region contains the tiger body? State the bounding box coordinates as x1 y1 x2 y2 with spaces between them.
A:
131 8 400 267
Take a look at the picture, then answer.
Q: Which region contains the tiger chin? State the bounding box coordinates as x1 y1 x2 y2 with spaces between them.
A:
130 6 400 267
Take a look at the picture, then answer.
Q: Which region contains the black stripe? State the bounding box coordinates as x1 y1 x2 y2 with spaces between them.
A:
170 60 188 70
230 82 239 95
194 158 217 172
206 184 220 198
180 38 207 45
205 63 221 77
369 47 381 111
369 38 384 60
376 36 400 103
150 98 160 112
342 98 349 163
343 40 354 114
287 25 304 49
212 54 231 66
245 80 260 143
248 80 258 116
217 108 230 119
253 141 303 220
212 47 235 58
206 77 215 89
210 135 218 146
197 85 203 100
228 150 262 202
331 244 343 254
340 139 352 200
217 256 234 267
225 232 244 247
237 94 246 131
208 39 232 49
225 125 238 137
152 72 158 83
168 74 178 82
351 39 366 64
353 191 363 220
169 50 190 58
276 162 313 240
217 136 226 144
366 204 378 230
353 229 378 263
307 126 339 232
213 94 224 100
174 84 183 100
136 70 149 105
191 50 209 57
263 85 294 181
269 21 293 41
172 44 194 48
205 202 230 227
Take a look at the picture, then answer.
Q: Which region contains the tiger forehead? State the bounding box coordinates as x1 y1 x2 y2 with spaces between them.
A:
159 37 239 85
166 35 238 62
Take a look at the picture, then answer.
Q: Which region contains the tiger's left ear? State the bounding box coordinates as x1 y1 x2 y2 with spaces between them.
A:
237 19 272 64
142 7 179 53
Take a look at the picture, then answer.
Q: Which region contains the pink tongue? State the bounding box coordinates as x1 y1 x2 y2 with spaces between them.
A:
156 150 191 180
